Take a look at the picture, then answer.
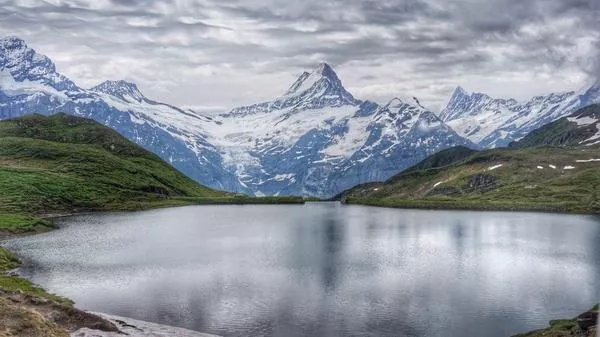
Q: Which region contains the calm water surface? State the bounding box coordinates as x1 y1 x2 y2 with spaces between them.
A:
4 203 600 337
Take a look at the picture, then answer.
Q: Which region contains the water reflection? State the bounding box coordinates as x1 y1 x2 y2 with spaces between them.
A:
3 203 600 337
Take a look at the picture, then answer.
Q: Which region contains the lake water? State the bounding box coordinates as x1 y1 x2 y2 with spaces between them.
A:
4 203 600 337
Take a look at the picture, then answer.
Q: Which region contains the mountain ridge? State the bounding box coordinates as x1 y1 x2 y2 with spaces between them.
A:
439 82 599 148
0 37 478 197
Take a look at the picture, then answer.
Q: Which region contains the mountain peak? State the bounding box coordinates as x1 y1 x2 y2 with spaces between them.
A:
313 62 337 79
91 80 146 103
278 62 357 107
227 63 359 117
1 36 47 69
387 95 425 109
0 36 27 49
451 86 469 99
0 36 77 92
285 62 343 96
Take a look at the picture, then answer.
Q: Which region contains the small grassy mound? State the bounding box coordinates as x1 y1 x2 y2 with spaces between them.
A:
0 215 56 234
0 248 19 273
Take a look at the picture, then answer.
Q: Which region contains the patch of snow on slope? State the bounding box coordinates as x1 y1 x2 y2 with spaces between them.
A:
568 116 597 126
321 115 372 158
585 124 600 145
0 68 68 99
576 158 600 162
446 105 514 144
549 165 557 169
488 164 503 171
563 166 575 170
274 173 296 181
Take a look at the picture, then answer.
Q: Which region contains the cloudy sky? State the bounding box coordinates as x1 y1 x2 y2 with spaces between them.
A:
1 0 599 112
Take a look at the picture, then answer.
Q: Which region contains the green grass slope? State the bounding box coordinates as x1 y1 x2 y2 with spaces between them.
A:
341 106 600 214
510 104 600 148
0 113 229 233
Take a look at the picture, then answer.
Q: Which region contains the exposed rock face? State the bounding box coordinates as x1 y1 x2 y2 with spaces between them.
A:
0 297 69 337
0 292 118 337
577 310 598 332
465 174 498 193
512 305 599 337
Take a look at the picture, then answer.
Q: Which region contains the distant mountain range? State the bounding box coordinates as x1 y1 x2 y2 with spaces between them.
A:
440 83 600 148
340 104 600 214
1 36 599 197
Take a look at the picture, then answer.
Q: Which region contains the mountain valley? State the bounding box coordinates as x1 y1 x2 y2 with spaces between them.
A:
1 37 600 198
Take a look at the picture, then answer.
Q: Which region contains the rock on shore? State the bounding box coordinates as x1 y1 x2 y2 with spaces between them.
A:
71 313 221 337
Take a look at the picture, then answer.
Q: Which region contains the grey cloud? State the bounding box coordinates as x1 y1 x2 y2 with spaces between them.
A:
0 0 597 109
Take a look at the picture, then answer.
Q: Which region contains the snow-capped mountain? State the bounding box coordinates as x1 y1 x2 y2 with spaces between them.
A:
0 37 244 193
91 80 146 103
566 104 600 146
207 66 474 196
511 104 600 148
225 63 360 117
0 37 475 197
439 83 600 148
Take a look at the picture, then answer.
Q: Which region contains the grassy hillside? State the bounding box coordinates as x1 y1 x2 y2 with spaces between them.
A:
341 106 600 214
510 104 600 148
0 114 229 232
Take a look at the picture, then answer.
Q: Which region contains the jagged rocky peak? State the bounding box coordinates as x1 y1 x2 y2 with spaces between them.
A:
449 86 470 101
225 62 362 117
0 36 54 72
0 36 27 52
314 62 340 81
0 37 26 70
0 36 77 91
91 80 146 103
284 62 340 95
387 95 425 109
282 62 357 103
439 86 494 122
373 96 430 127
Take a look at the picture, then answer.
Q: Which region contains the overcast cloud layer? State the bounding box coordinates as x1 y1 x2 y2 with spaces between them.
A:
0 0 599 112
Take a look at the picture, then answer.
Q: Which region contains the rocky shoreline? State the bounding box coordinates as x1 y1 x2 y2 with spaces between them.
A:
72 313 220 337
0 265 223 337
1 231 222 337
513 305 598 337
